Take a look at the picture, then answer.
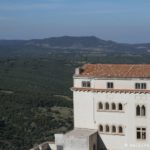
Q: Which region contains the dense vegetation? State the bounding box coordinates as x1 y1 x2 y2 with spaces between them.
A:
0 36 150 150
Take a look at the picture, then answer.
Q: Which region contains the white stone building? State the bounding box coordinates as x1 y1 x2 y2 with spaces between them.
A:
69 64 150 150
33 64 150 150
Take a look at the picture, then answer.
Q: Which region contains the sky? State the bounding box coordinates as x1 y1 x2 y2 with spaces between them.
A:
0 0 150 43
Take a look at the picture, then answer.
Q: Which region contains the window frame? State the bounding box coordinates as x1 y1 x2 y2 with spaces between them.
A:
118 103 123 111
105 125 110 133
136 105 141 116
99 125 103 132
98 102 103 110
136 104 146 117
118 126 123 134
141 105 146 116
112 125 116 133
135 83 147 89
82 81 91 88
98 124 124 135
135 83 141 89
107 82 114 89
136 127 146 140
141 83 146 89
105 102 109 110
111 103 116 110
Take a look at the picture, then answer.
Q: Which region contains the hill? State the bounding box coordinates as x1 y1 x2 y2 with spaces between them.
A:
1 36 150 56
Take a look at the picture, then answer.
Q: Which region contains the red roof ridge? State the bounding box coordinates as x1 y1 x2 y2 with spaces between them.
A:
76 64 150 78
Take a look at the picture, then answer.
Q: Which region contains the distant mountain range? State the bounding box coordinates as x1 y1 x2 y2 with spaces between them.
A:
0 36 150 57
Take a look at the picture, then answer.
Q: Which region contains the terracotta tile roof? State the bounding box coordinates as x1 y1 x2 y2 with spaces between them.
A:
71 87 150 94
76 64 150 78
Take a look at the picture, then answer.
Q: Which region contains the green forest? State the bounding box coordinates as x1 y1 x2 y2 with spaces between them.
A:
0 36 150 149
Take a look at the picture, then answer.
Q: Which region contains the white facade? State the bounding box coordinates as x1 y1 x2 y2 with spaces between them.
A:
73 75 150 150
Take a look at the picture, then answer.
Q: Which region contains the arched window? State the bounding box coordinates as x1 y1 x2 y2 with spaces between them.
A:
136 105 140 116
99 102 103 110
118 126 123 133
141 105 146 116
112 103 116 110
118 103 123 111
105 102 109 110
112 125 116 133
105 125 110 132
99 125 103 132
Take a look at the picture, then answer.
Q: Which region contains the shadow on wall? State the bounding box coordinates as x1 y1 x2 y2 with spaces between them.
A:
57 145 63 150
97 134 107 150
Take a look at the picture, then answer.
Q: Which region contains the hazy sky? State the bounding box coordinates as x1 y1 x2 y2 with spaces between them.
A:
0 0 150 43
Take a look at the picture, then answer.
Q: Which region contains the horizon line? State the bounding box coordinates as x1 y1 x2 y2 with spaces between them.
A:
0 35 149 44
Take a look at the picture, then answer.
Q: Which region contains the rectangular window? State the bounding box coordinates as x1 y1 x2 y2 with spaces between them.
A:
135 83 146 89
107 82 114 89
82 81 91 87
136 127 146 140
141 83 146 89
135 83 140 89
